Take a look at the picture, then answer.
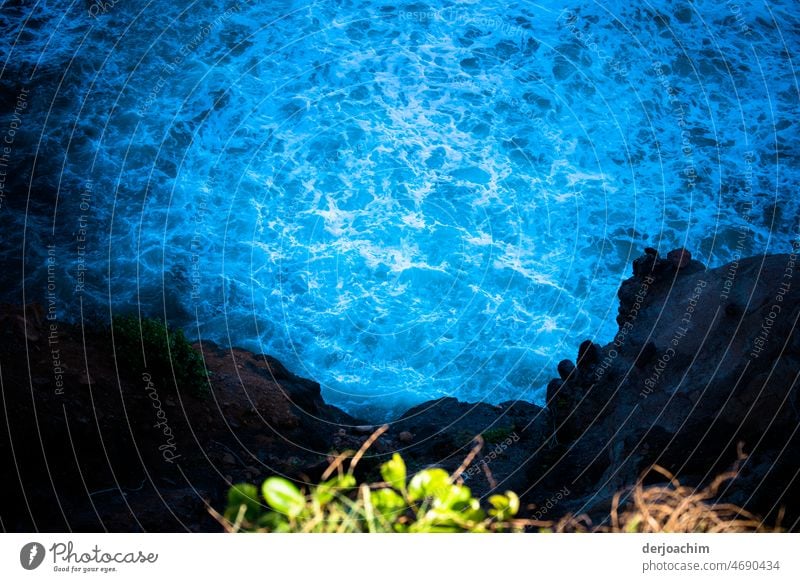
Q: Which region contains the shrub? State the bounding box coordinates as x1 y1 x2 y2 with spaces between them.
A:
111 315 208 396
217 427 523 533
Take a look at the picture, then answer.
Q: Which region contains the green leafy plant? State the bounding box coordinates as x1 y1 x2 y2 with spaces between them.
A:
216 427 524 533
112 315 209 396
218 436 781 534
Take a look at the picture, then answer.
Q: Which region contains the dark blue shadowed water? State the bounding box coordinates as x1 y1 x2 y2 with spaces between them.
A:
1 1 798 420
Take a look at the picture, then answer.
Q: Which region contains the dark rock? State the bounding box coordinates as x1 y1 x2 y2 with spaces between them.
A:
546 378 562 409
547 253 800 525
725 302 742 318
632 252 657 276
576 340 600 370
0 307 360 531
557 359 576 380
667 247 692 268
635 341 657 368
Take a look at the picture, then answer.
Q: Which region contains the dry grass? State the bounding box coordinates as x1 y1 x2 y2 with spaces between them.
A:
548 449 781 533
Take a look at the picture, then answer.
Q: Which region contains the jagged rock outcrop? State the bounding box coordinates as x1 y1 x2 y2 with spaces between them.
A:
542 250 800 524
0 308 360 531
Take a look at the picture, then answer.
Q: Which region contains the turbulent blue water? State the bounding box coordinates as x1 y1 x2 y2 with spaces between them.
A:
1 1 798 419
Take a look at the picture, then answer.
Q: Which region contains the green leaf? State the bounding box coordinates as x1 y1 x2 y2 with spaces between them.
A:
506 491 520 515
380 453 407 491
226 483 261 522
314 474 357 505
463 505 487 523
488 491 520 519
411 507 480 532
372 488 406 515
257 511 290 532
408 468 450 501
261 477 306 519
432 483 472 510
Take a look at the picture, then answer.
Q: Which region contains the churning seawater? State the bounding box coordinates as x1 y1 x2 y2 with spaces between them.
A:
1 0 798 419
